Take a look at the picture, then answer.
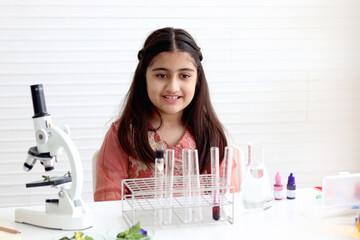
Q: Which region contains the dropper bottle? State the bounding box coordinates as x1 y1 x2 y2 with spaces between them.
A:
287 173 296 199
273 172 283 200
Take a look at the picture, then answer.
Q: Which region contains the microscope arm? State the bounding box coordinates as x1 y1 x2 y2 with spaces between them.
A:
46 126 82 202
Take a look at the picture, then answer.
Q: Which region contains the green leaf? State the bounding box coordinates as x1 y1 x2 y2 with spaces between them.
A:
116 222 149 239
58 237 70 240
128 222 141 235
117 231 128 238
84 236 94 240
130 233 147 239
73 232 84 240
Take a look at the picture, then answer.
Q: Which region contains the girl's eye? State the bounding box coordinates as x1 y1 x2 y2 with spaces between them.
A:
156 74 167 79
181 74 190 79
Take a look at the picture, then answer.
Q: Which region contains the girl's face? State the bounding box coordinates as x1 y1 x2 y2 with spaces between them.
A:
146 51 197 120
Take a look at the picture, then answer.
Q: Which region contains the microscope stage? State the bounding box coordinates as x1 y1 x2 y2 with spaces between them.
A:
26 175 72 188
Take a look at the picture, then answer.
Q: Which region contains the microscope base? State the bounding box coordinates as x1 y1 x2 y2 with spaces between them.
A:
15 208 93 230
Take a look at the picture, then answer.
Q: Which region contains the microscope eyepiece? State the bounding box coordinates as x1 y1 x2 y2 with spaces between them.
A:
30 84 49 118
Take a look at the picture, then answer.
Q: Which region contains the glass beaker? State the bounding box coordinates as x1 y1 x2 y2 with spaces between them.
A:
241 143 274 210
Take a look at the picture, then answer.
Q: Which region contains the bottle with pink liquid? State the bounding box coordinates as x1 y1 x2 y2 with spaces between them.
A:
273 172 283 200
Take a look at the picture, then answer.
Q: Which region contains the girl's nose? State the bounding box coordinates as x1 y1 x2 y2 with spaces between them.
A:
165 77 180 92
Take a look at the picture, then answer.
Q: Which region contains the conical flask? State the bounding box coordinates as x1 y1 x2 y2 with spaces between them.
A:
241 143 274 210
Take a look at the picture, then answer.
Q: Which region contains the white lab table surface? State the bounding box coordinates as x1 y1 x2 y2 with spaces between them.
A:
1 189 359 240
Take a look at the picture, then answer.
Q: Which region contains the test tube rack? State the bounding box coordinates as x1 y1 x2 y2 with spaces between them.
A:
121 174 234 227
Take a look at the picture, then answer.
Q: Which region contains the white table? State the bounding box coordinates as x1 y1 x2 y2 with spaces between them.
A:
0 189 359 240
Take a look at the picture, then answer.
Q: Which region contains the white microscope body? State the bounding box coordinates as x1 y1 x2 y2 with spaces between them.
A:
15 84 93 230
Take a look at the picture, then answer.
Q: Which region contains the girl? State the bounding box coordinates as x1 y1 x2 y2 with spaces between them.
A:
94 27 241 201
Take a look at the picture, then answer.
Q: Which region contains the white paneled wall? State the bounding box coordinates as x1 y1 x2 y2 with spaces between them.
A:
0 0 359 207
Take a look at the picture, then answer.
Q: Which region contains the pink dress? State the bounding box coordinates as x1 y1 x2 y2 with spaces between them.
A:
94 122 239 201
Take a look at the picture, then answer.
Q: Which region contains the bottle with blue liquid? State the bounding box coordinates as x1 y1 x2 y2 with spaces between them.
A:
287 173 296 199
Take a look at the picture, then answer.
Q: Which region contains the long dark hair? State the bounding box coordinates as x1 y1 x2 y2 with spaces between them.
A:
118 27 227 173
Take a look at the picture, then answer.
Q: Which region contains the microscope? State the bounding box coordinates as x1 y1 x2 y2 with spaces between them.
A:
15 84 93 230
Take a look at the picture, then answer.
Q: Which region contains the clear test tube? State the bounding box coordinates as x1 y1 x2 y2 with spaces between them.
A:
163 149 175 225
211 147 220 221
154 150 164 225
191 149 203 223
182 149 192 223
223 146 234 194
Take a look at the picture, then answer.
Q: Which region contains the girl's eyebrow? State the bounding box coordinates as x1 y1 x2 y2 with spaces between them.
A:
151 67 195 72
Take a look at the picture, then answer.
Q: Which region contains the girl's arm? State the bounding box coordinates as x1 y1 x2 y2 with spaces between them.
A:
94 122 129 201
230 145 245 192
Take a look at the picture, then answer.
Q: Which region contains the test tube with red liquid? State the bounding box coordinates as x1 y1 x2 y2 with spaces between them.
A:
211 147 220 221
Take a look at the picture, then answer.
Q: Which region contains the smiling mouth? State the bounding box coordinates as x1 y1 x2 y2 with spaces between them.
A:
163 96 180 99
